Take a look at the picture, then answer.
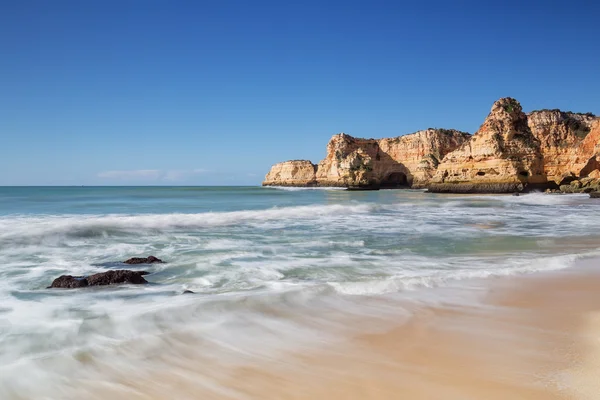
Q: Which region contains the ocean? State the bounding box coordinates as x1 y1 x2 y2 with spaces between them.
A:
1 186 599 398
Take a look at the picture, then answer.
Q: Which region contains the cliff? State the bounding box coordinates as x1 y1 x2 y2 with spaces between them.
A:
263 129 470 188
315 129 470 188
262 97 600 193
262 160 317 186
553 120 600 194
527 110 597 183
429 98 546 193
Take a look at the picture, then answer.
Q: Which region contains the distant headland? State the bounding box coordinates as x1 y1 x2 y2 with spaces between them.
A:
263 98 600 194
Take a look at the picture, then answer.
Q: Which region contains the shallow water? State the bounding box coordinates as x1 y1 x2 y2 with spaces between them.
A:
0 186 599 398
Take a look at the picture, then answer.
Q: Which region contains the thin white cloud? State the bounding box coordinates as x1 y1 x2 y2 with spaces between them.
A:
97 169 210 182
97 170 161 180
162 170 188 182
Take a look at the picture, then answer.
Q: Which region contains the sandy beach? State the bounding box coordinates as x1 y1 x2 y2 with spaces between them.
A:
217 258 600 400
56 256 600 400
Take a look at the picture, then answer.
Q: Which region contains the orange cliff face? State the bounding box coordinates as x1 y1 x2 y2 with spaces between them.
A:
578 119 600 176
262 160 317 187
429 98 547 193
527 110 598 183
315 130 470 188
262 97 600 193
262 129 470 188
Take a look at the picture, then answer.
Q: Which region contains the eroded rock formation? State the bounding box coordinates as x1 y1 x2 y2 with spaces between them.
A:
315 129 470 188
527 110 597 184
264 130 470 189
263 160 317 186
263 97 599 193
429 98 546 193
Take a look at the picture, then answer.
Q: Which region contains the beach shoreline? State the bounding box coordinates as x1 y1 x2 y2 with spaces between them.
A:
56 256 600 400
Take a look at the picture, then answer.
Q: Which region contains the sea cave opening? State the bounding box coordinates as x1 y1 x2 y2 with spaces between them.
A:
380 172 409 189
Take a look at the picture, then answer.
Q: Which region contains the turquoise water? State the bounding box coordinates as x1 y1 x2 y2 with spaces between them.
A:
1 186 599 398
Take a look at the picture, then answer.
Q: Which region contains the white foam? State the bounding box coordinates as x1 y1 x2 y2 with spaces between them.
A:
2 191 600 398
328 253 584 296
0 203 376 243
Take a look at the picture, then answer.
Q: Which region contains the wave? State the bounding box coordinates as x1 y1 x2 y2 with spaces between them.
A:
328 252 592 295
452 192 590 206
0 203 376 243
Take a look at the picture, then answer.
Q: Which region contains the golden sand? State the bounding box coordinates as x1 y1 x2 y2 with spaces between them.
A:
66 260 600 399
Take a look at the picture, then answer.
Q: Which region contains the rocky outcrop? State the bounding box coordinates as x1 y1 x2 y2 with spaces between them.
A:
263 160 317 186
48 270 150 288
527 110 597 184
577 120 600 178
263 130 470 188
554 170 600 194
124 255 163 265
263 97 599 192
429 98 547 193
48 275 89 289
315 129 470 188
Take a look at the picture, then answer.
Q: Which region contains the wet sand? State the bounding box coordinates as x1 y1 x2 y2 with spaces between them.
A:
62 258 600 400
222 265 600 400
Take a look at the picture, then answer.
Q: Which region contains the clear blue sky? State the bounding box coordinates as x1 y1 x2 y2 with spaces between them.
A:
1 0 599 185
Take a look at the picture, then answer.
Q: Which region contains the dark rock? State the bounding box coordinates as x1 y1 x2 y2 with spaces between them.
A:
48 275 89 289
512 193 520 196
123 256 163 264
590 192 600 199
182 290 195 294
86 270 149 286
49 270 149 288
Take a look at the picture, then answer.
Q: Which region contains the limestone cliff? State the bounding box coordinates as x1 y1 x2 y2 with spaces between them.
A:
552 120 600 194
578 119 600 177
262 160 317 186
262 129 470 188
315 129 470 188
429 98 547 193
262 97 599 193
527 110 597 183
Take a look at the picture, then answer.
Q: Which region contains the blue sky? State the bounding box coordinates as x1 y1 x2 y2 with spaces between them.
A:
1 0 599 185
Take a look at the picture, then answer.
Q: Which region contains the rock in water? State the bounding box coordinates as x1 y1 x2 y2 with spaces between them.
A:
49 270 149 288
86 270 149 285
48 275 89 288
591 192 600 198
123 255 163 264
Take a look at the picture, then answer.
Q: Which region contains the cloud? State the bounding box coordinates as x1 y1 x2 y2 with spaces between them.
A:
97 169 210 182
97 170 161 180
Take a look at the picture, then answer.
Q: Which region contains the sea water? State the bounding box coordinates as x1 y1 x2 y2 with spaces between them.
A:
0 186 599 398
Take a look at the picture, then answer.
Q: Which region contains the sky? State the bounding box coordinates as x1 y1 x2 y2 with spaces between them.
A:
1 0 599 186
